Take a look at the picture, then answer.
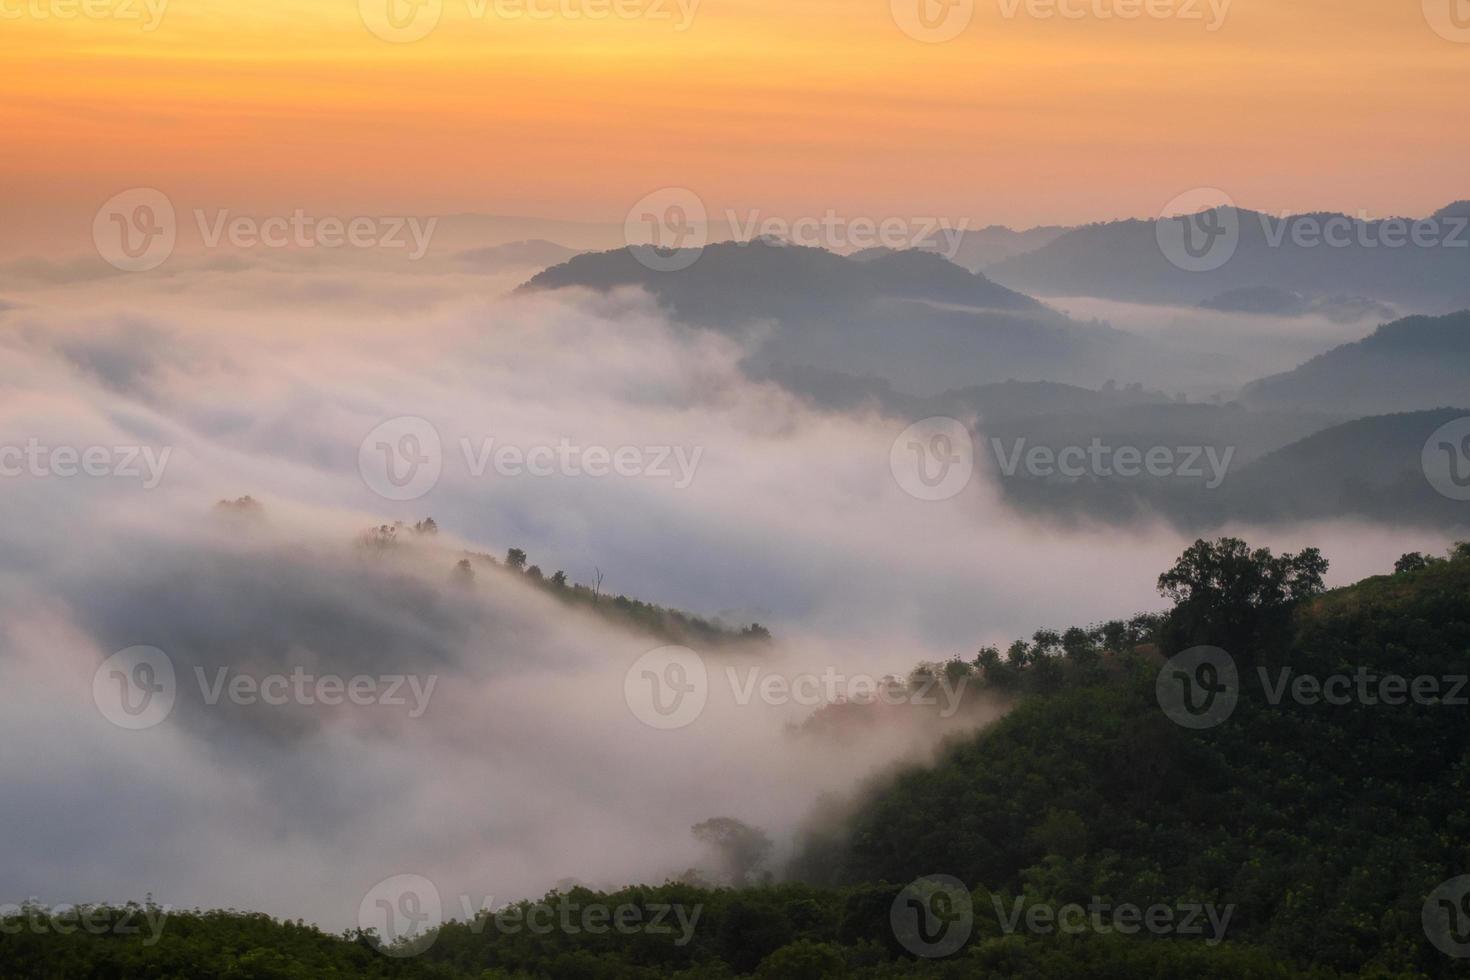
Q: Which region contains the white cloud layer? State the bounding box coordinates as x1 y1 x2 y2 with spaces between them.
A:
0 256 1444 930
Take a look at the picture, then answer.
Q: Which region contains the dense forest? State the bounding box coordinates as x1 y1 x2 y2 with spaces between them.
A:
8 539 1470 978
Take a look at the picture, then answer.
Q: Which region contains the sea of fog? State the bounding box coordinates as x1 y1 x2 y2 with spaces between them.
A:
0 251 1444 929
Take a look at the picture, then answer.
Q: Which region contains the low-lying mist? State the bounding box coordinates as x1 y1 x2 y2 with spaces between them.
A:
0 254 1445 930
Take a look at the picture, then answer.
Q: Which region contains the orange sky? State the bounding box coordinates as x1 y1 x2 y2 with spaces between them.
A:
3 0 1468 256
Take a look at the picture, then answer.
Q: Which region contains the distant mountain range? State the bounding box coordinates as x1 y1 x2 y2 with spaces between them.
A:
987 202 1470 312
453 239 582 270
763 313 1469 530
435 201 1470 319
990 407 1470 530
519 239 1469 528
969 312 1470 528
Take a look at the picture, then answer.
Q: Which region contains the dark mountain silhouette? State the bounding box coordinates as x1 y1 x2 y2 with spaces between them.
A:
520 240 1148 394
1240 311 1470 415
1217 408 1470 525
988 204 1470 311
522 240 1044 318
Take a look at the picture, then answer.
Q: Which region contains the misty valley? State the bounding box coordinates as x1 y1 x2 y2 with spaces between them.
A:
4 204 1469 977
5 5 1470 976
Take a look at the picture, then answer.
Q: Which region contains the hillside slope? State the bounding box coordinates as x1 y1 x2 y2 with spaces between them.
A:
797 547 1470 976
1240 311 1470 416
520 241 1145 395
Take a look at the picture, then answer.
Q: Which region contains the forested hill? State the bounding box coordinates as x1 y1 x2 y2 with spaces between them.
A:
794 540 1470 977
9 541 1470 977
